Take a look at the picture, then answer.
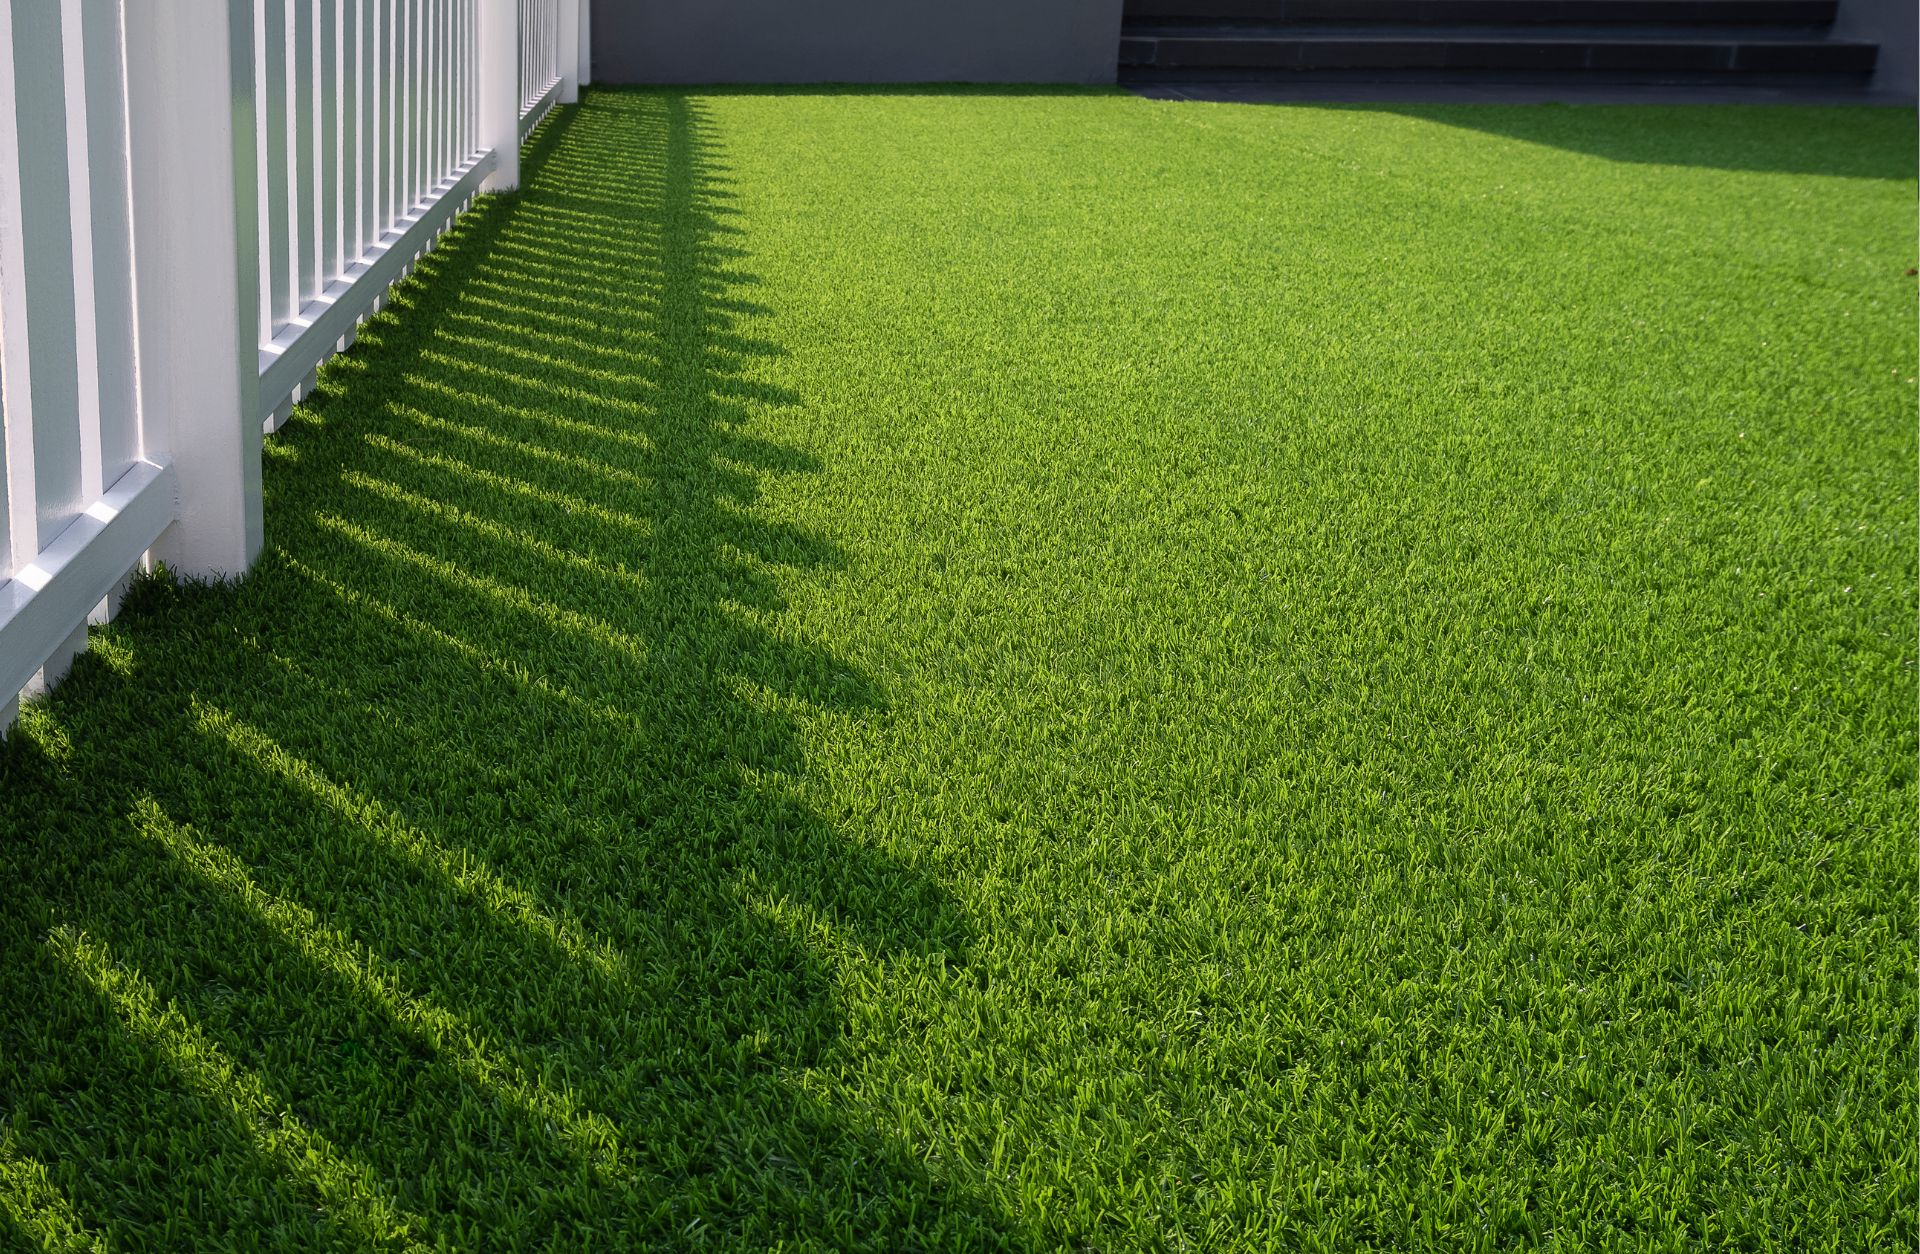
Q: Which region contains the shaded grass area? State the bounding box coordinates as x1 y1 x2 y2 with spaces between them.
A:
0 88 1913 1250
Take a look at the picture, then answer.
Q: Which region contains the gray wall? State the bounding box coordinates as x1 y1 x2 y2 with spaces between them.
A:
590 0 1125 85
1832 0 1917 99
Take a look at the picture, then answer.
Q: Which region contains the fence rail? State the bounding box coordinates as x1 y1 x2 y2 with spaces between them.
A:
0 0 588 733
257 0 493 427
518 0 574 138
0 0 155 726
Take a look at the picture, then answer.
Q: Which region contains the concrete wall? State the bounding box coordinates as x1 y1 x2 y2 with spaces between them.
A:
590 0 1125 85
1832 0 1918 99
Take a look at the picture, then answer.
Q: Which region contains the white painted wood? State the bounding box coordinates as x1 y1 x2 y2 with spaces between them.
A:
557 0 578 103
91 567 137 626
0 0 562 714
519 74 559 141
480 0 519 190
576 0 590 88
513 0 561 125
0 459 175 702
0 0 151 712
528 0 541 108
57 0 103 521
0 0 35 588
29 618 88 695
461 1 475 151
452 0 464 155
360 0 378 261
294 0 319 310
124 0 263 578
0 341 13 592
263 0 293 334
252 0 491 423
320 0 341 284
77 0 137 487
341 0 359 264
425 0 439 184
7 0 86 552
433 0 447 180
406 0 422 205
258 150 490 418
385 0 401 225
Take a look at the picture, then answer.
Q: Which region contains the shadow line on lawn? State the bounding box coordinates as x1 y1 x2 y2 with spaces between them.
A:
0 89 1020 1251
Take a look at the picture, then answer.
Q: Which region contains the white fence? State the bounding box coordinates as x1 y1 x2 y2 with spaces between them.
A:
518 0 573 137
0 0 589 733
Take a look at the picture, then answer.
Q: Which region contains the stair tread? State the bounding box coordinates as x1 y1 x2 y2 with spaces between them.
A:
1126 0 1844 5
1121 0 1843 24
1124 79 1903 102
1125 24 1863 40
1124 0 1840 9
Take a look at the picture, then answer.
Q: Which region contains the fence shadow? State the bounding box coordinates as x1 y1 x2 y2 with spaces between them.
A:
0 89 1019 1250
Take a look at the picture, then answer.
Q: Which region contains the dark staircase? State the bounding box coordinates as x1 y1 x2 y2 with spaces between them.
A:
1118 0 1879 88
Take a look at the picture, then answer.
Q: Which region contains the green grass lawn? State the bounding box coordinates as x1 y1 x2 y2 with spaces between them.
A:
0 87 1913 1251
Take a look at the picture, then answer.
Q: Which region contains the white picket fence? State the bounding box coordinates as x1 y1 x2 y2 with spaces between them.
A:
519 0 567 136
0 0 589 733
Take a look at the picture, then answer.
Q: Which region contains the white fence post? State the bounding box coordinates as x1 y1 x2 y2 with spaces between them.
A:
557 0 580 103
577 0 590 87
123 0 263 579
480 0 519 191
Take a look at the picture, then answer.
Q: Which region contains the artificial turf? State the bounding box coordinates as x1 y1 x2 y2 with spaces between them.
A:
0 86 1913 1251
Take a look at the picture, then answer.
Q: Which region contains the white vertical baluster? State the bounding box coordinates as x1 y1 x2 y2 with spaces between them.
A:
453 0 466 156
435 0 449 181
0 1 38 599
462 4 472 150
75 0 139 625
454 0 467 156
254 1 273 348
4 0 95 695
341 0 359 271
57 0 101 531
81 0 135 480
6 0 84 557
423 0 437 195
293 0 317 312
386 0 401 224
413 0 428 207
362 0 377 253
320 0 339 287
383 0 398 237
481 0 518 190
263 1 292 338
469 0 481 151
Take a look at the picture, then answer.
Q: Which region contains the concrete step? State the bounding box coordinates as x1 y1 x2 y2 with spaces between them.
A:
1126 21 1839 37
1118 30 1877 75
1123 0 1841 25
